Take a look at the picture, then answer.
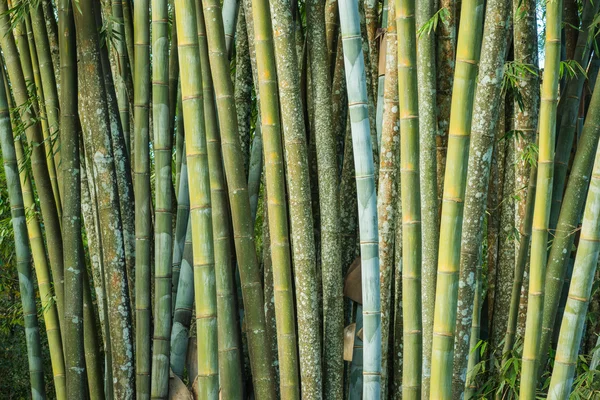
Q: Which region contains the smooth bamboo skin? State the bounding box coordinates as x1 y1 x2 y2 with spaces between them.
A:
200 0 276 396
547 127 600 399
250 0 302 396
59 0 86 393
415 0 438 394
307 0 344 397
375 0 388 151
0 1 65 325
169 221 194 378
172 153 190 310
0 68 46 400
378 0 399 395
271 0 322 397
519 0 561 396
150 0 173 394
429 0 484 396
396 0 423 397
548 0 599 233
73 0 135 396
29 1 61 180
133 0 151 394
41 0 60 85
338 0 382 397
452 0 511 395
222 0 238 55
539 0 600 369
196 6 244 395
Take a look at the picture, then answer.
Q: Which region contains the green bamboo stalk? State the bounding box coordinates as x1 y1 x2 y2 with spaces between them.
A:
377 0 399 395
539 0 600 369
451 0 511 396
307 0 344 397
122 0 134 72
201 0 276 395
396 0 423 397
270 0 322 397
73 0 135 395
0 67 46 400
41 0 60 87
29 0 61 182
416 0 439 394
548 0 599 233
174 0 219 396
250 0 303 396
171 151 189 310
375 0 388 151
338 0 381 396
150 0 174 392
392 162 403 400
60 0 86 392
169 220 193 378
429 0 485 395
547 111 600 399
519 0 562 395
0 0 65 334
133 0 151 392
196 5 244 394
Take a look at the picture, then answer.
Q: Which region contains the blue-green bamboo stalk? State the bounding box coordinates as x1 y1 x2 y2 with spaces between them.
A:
338 0 381 396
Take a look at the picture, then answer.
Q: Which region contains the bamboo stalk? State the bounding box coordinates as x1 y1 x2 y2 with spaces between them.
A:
429 0 485 395
519 0 562 395
133 0 152 393
307 0 344 397
378 0 399 396
60 0 86 392
415 0 439 394
338 0 381 396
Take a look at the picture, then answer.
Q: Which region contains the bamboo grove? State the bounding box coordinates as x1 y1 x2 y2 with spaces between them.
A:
3 0 600 397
